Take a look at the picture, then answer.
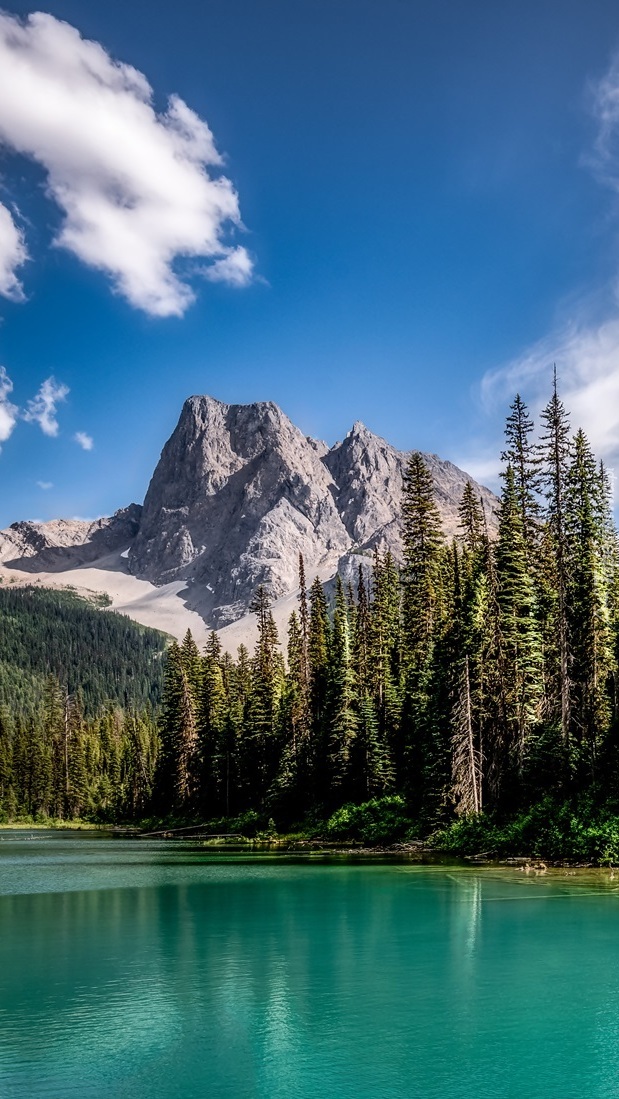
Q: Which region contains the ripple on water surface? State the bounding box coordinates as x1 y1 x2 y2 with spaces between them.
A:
1 831 619 1099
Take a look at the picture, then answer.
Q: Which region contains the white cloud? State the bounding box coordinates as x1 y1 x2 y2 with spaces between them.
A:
0 12 253 316
24 376 69 437
0 201 28 301
36 480 53 490
454 451 503 491
479 55 619 469
481 317 619 462
202 247 254 287
0 366 18 443
74 430 93 451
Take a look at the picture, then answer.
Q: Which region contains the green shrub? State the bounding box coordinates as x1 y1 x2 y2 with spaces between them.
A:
433 799 619 864
325 796 411 845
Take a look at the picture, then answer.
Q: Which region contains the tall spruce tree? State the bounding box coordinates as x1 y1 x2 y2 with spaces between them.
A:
400 451 446 815
458 481 485 557
327 576 358 798
565 430 616 780
246 586 283 801
494 464 543 797
307 575 331 800
538 371 572 751
199 632 227 816
450 655 483 816
501 394 541 556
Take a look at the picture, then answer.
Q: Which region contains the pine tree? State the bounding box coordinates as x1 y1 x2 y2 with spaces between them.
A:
458 481 485 556
298 553 310 690
494 465 543 796
246 586 283 801
0 707 14 816
270 610 313 819
401 452 445 661
352 565 371 687
307 575 331 801
367 550 401 787
538 371 572 751
501 394 541 555
285 611 311 757
180 630 203 700
327 576 358 797
450 655 483 816
156 642 199 814
221 648 250 815
199 631 227 816
175 670 199 809
400 452 445 813
43 676 67 818
565 430 616 780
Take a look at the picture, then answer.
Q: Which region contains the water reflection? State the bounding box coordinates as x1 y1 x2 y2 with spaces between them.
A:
2 840 619 1097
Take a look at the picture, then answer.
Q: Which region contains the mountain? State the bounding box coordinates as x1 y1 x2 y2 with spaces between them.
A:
0 395 498 639
130 396 350 625
0 506 142 571
128 396 497 626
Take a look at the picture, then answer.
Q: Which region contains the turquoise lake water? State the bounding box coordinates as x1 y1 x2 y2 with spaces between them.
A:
2 834 619 1098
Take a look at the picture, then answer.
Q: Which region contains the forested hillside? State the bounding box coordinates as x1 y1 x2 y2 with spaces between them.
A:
0 587 165 821
0 586 167 714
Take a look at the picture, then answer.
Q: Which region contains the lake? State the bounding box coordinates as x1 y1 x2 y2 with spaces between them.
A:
1 832 619 1098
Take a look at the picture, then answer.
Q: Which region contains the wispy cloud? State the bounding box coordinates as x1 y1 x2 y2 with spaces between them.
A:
36 480 53 490
478 53 619 468
74 430 93 451
454 450 503 491
0 366 18 444
0 12 253 317
24 377 69 437
202 247 254 287
0 202 27 301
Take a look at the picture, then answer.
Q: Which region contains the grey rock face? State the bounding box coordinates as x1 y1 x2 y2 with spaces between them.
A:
0 506 142 571
130 396 351 625
325 422 497 556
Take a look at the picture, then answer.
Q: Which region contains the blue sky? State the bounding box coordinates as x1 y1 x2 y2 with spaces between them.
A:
2 1 619 525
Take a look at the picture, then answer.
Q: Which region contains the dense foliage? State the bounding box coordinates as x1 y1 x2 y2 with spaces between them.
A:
0 588 164 821
155 381 619 854
0 585 167 714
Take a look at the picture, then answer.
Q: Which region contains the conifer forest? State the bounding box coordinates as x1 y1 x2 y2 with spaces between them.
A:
3 382 619 855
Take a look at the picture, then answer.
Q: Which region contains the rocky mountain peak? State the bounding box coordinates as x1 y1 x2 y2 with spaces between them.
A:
346 420 375 441
130 396 351 625
0 394 499 634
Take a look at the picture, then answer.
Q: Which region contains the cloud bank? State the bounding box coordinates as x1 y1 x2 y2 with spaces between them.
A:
0 202 27 301
0 11 253 316
479 53 619 469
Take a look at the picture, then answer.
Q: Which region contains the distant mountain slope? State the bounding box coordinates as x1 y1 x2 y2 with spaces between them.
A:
0 395 498 636
0 506 141 571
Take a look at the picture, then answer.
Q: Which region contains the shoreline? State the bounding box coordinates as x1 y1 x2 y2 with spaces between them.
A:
1 824 617 870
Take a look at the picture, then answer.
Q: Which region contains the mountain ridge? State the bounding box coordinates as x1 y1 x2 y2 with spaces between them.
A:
0 394 498 637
